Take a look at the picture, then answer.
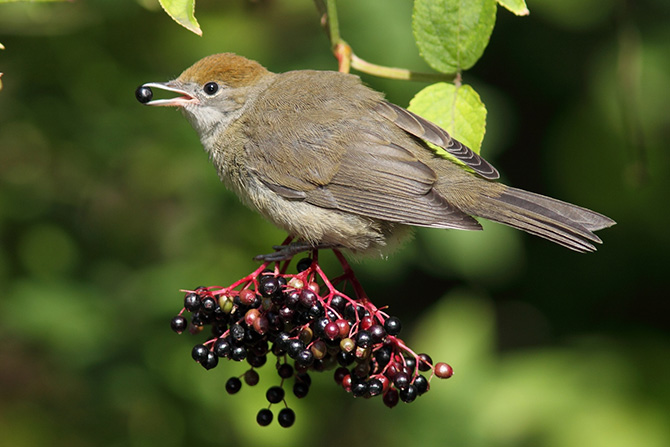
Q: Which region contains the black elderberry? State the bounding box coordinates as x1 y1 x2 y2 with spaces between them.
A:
278 306 295 323
399 384 418 403
330 295 346 313
201 296 217 313
256 408 273 426
284 290 300 308
296 257 312 272
313 317 330 338
170 315 187 334
293 381 309 398
266 386 285 404
414 375 429 395
247 352 267 368
404 356 416 373
351 381 369 397
274 332 291 351
374 346 392 370
295 349 314 367
277 408 296 428
383 389 399 408
244 369 260 386
299 289 317 308
296 372 311 387
368 324 386 343
184 293 200 311
225 377 242 394
394 371 410 390
201 351 218 370
286 339 305 359
337 350 355 367
384 316 402 336
213 338 231 358
418 353 433 371
367 378 383 396
230 323 246 342
191 344 209 363
355 330 372 348
259 276 280 297
231 345 247 361
277 363 294 379
307 303 325 319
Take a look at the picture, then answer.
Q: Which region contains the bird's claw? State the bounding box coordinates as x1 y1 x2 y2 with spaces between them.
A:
253 242 340 262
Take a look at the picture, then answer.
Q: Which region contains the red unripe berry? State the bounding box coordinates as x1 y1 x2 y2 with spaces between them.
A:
307 281 320 295
245 308 260 326
334 367 349 385
239 289 256 306
383 389 399 408
253 315 269 335
434 362 454 379
324 322 340 340
335 319 350 338
342 374 352 392
360 315 374 330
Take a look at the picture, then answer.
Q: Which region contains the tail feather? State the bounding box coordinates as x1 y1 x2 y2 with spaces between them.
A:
467 187 615 253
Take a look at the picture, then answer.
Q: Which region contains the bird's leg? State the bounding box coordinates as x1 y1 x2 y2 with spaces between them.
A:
253 240 341 262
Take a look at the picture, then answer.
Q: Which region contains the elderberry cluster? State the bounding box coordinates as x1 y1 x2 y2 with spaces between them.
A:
170 256 453 427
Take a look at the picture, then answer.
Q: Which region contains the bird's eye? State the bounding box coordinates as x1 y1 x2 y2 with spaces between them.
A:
203 82 219 95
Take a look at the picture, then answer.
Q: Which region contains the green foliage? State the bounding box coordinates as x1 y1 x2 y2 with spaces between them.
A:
413 0 498 73
496 0 529 16
408 82 487 159
159 0 201 36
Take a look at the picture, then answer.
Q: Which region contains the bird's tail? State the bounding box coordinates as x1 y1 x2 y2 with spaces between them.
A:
465 186 616 252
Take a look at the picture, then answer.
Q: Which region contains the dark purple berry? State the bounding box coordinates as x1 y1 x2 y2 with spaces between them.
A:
231 346 247 361
399 384 418 403
184 293 200 311
368 378 383 396
256 408 273 426
135 85 153 103
230 323 246 342
296 257 312 272
244 369 260 386
293 381 309 398
225 377 242 394
383 389 399 408
287 339 305 359
394 372 410 390
296 372 311 387
351 381 368 397
384 316 402 336
418 353 433 371
170 315 187 334
259 276 280 297
278 363 294 379
355 330 372 348
368 324 386 343
213 338 231 358
266 386 285 404
201 351 218 370
191 344 209 363
299 289 317 308
277 408 295 428
296 349 314 367
414 375 429 395
201 296 217 313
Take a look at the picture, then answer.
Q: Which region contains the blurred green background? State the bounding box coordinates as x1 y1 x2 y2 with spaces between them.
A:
1 0 668 446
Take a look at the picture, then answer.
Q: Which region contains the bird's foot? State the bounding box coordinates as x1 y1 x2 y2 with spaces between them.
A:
253 242 340 262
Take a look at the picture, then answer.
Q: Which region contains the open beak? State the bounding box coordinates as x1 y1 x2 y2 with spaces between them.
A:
136 81 199 107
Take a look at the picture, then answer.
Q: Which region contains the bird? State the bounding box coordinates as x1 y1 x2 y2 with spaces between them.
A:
136 53 615 260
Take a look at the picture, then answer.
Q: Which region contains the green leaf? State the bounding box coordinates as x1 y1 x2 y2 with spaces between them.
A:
159 0 202 36
413 0 497 73
497 0 530 16
408 82 487 168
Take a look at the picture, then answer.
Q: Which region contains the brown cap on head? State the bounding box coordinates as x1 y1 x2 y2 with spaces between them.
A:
178 53 270 88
